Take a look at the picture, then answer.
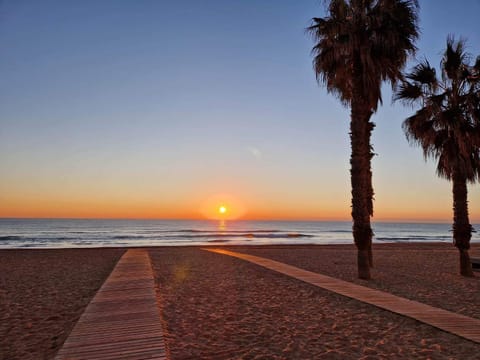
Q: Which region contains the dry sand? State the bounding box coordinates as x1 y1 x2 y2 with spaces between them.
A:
232 243 480 319
0 248 124 360
1 244 479 359
150 244 480 359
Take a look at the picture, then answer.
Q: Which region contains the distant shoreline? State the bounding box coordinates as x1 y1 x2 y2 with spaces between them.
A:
3 219 479 249
0 217 467 224
0 240 463 251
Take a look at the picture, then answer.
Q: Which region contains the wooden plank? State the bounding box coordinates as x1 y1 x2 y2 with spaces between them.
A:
205 248 480 344
55 249 169 360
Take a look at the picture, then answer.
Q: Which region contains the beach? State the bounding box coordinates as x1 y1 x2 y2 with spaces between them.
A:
1 243 479 359
0 249 124 360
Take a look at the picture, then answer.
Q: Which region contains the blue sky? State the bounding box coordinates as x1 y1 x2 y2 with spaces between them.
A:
1 0 480 221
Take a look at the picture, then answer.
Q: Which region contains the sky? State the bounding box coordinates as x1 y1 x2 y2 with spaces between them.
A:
1 0 480 222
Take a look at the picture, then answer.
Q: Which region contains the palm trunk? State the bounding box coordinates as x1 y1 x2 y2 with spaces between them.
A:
452 173 474 277
366 137 375 268
350 98 374 280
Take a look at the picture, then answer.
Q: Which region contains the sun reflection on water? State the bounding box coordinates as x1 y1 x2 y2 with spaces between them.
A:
218 219 227 232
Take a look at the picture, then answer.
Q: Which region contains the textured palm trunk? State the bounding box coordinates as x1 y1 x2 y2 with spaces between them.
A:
452 174 474 277
350 97 374 280
366 126 375 269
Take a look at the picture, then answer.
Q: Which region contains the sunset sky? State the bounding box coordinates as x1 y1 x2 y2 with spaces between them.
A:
1 1 480 222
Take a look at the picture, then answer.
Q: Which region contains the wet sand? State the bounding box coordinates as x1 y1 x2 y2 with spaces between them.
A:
1 244 479 359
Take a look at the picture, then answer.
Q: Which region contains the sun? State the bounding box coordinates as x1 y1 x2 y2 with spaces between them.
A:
199 194 246 220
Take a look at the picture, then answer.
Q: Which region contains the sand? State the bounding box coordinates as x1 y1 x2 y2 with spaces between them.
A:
231 243 480 319
150 244 480 359
0 248 124 360
1 244 479 359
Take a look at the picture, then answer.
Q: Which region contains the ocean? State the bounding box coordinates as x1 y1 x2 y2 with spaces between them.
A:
1 218 479 249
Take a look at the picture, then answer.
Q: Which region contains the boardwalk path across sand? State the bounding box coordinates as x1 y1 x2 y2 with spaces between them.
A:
55 249 168 360
206 248 480 344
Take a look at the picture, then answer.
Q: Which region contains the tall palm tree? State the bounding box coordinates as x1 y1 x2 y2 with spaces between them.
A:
395 37 480 277
308 0 419 279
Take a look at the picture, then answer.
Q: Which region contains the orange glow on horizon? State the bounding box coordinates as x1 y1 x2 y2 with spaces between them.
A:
1 189 479 223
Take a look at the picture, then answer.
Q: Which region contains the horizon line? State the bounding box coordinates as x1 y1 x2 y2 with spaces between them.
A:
0 216 465 224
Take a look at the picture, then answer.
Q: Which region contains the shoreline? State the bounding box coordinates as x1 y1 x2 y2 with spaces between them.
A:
1 240 480 251
3 219 480 250
1 243 479 359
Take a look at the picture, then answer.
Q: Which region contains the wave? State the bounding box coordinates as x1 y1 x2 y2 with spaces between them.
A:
0 232 313 243
161 232 314 239
0 236 89 243
3 233 452 244
174 229 281 234
0 235 23 240
112 235 148 239
132 229 284 234
376 236 451 242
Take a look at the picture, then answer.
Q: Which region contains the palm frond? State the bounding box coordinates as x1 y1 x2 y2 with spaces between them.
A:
442 35 469 82
309 0 419 110
428 92 446 109
475 56 480 73
407 59 436 86
394 81 422 105
397 36 480 182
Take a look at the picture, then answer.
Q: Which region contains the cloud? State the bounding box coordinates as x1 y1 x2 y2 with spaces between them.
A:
247 146 262 160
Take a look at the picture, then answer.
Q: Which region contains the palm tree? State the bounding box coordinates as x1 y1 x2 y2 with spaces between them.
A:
395 37 480 277
308 0 419 279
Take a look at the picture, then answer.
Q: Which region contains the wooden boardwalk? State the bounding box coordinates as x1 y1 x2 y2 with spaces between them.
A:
206 248 480 344
55 249 168 360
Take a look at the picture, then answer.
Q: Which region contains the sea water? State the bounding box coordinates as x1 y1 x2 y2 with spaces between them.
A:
1 218 478 249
